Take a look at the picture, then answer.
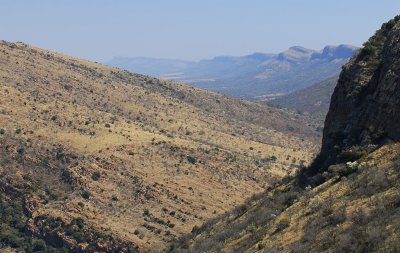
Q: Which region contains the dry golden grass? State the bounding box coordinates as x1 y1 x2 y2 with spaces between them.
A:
177 143 400 253
0 41 320 251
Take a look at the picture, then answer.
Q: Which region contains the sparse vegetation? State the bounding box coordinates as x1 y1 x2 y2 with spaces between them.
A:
0 197 69 252
186 155 197 164
276 216 290 231
0 9 399 253
0 39 319 252
81 190 91 199
91 171 101 181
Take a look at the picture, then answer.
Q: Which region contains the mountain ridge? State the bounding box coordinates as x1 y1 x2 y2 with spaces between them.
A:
106 45 359 99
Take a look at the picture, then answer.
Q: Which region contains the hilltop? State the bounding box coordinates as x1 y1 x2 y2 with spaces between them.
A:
106 45 358 99
0 41 319 252
172 16 400 253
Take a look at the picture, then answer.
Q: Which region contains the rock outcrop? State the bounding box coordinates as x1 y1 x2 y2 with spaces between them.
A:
172 16 400 253
311 15 400 174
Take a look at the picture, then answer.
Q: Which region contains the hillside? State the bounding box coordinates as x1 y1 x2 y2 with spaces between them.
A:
0 41 319 252
106 45 358 99
172 16 400 253
271 75 339 121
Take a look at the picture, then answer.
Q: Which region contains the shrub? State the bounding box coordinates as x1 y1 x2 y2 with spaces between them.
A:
31 238 47 251
322 206 334 217
328 163 355 177
81 190 91 199
340 149 367 161
186 156 197 164
72 231 85 242
71 217 85 229
191 225 200 234
0 198 68 252
91 171 101 181
61 169 74 184
276 217 290 231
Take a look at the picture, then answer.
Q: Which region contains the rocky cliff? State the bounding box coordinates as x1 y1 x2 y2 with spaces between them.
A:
172 17 400 253
310 15 400 175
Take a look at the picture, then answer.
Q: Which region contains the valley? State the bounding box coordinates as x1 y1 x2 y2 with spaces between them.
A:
270 75 339 124
172 15 400 253
0 6 399 253
0 41 319 252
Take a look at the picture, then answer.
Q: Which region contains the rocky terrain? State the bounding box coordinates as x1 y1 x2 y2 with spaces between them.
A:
0 41 319 252
172 16 400 253
311 15 400 174
106 45 358 99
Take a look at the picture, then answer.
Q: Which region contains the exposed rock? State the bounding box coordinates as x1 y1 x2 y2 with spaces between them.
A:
311 15 400 174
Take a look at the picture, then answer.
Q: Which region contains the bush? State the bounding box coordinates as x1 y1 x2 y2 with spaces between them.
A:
328 163 356 177
91 171 101 181
340 149 367 161
81 190 91 199
32 238 47 251
191 225 200 234
72 231 85 242
61 169 74 184
71 217 85 229
0 198 68 252
276 217 290 231
186 156 197 164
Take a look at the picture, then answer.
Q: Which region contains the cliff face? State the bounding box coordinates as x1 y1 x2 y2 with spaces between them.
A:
313 16 400 172
169 17 400 253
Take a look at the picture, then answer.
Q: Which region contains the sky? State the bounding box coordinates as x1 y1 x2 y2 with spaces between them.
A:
1 1 399 62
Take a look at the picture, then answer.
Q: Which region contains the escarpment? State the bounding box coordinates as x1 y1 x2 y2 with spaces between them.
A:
171 18 400 253
310 16 400 175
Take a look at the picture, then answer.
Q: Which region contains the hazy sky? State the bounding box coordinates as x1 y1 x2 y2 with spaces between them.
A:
1 1 399 62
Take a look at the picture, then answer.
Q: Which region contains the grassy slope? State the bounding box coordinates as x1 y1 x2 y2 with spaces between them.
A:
172 17 400 253
173 143 400 252
0 41 319 252
271 75 339 121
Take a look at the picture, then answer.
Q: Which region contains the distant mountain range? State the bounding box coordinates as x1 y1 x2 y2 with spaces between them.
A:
106 45 358 99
